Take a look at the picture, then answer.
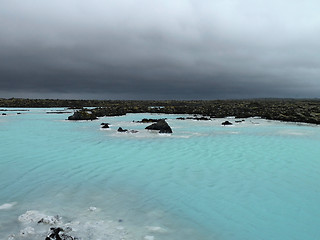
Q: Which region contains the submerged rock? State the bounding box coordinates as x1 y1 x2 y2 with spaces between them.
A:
146 226 167 233
7 235 15 240
144 236 155 240
117 127 138 133
19 210 46 223
88 206 97 211
222 121 233 126
38 215 61 225
20 227 35 236
10 209 134 240
18 210 61 225
145 119 173 133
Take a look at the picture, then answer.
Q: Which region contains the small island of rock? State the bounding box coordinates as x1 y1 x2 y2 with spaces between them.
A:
67 109 98 121
145 119 173 133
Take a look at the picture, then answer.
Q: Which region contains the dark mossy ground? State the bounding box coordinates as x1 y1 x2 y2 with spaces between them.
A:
1 98 320 124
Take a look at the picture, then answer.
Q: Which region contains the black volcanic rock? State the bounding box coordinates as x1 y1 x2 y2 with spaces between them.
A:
67 110 98 120
45 227 78 240
145 119 173 133
135 118 160 123
129 130 139 133
117 127 128 132
47 111 72 114
101 123 109 128
186 116 211 121
177 116 210 121
46 227 64 240
222 121 233 126
2 98 320 125
117 127 138 133
194 116 211 121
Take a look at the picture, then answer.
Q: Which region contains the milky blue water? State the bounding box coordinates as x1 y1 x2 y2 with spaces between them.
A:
1 108 320 240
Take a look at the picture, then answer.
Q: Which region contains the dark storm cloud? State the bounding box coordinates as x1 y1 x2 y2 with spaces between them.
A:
1 0 320 99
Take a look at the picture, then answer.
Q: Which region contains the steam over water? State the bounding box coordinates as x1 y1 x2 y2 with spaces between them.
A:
1 109 320 240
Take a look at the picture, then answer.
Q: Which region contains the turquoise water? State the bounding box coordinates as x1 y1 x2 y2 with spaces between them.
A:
1 108 320 239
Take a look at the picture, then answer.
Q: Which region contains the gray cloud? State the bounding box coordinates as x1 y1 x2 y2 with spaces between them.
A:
1 0 320 99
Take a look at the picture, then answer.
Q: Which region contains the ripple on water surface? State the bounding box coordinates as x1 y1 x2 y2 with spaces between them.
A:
1 111 320 240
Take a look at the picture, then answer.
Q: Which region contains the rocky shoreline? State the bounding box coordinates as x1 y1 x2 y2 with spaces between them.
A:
6 208 132 240
3 205 169 240
1 98 320 124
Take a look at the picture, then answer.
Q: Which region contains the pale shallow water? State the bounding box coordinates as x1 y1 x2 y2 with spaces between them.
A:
1 108 320 240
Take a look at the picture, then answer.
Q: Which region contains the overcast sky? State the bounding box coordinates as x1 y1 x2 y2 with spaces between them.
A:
0 0 319 99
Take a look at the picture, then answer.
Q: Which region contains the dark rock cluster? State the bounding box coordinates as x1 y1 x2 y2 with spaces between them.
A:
134 118 160 123
117 127 128 132
64 99 320 124
117 127 138 133
1 98 320 124
176 116 211 121
67 110 97 121
45 227 78 240
222 121 233 126
101 123 109 128
145 119 173 133
47 111 72 114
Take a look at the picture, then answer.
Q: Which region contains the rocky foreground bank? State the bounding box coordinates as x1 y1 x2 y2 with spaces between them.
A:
5 207 168 240
1 98 320 124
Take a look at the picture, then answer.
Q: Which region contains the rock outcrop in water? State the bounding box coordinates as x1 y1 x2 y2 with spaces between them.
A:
135 118 161 123
176 116 211 121
117 127 128 132
101 123 109 128
46 111 72 114
67 110 97 121
145 119 173 133
222 121 233 126
117 127 138 133
46 227 78 240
